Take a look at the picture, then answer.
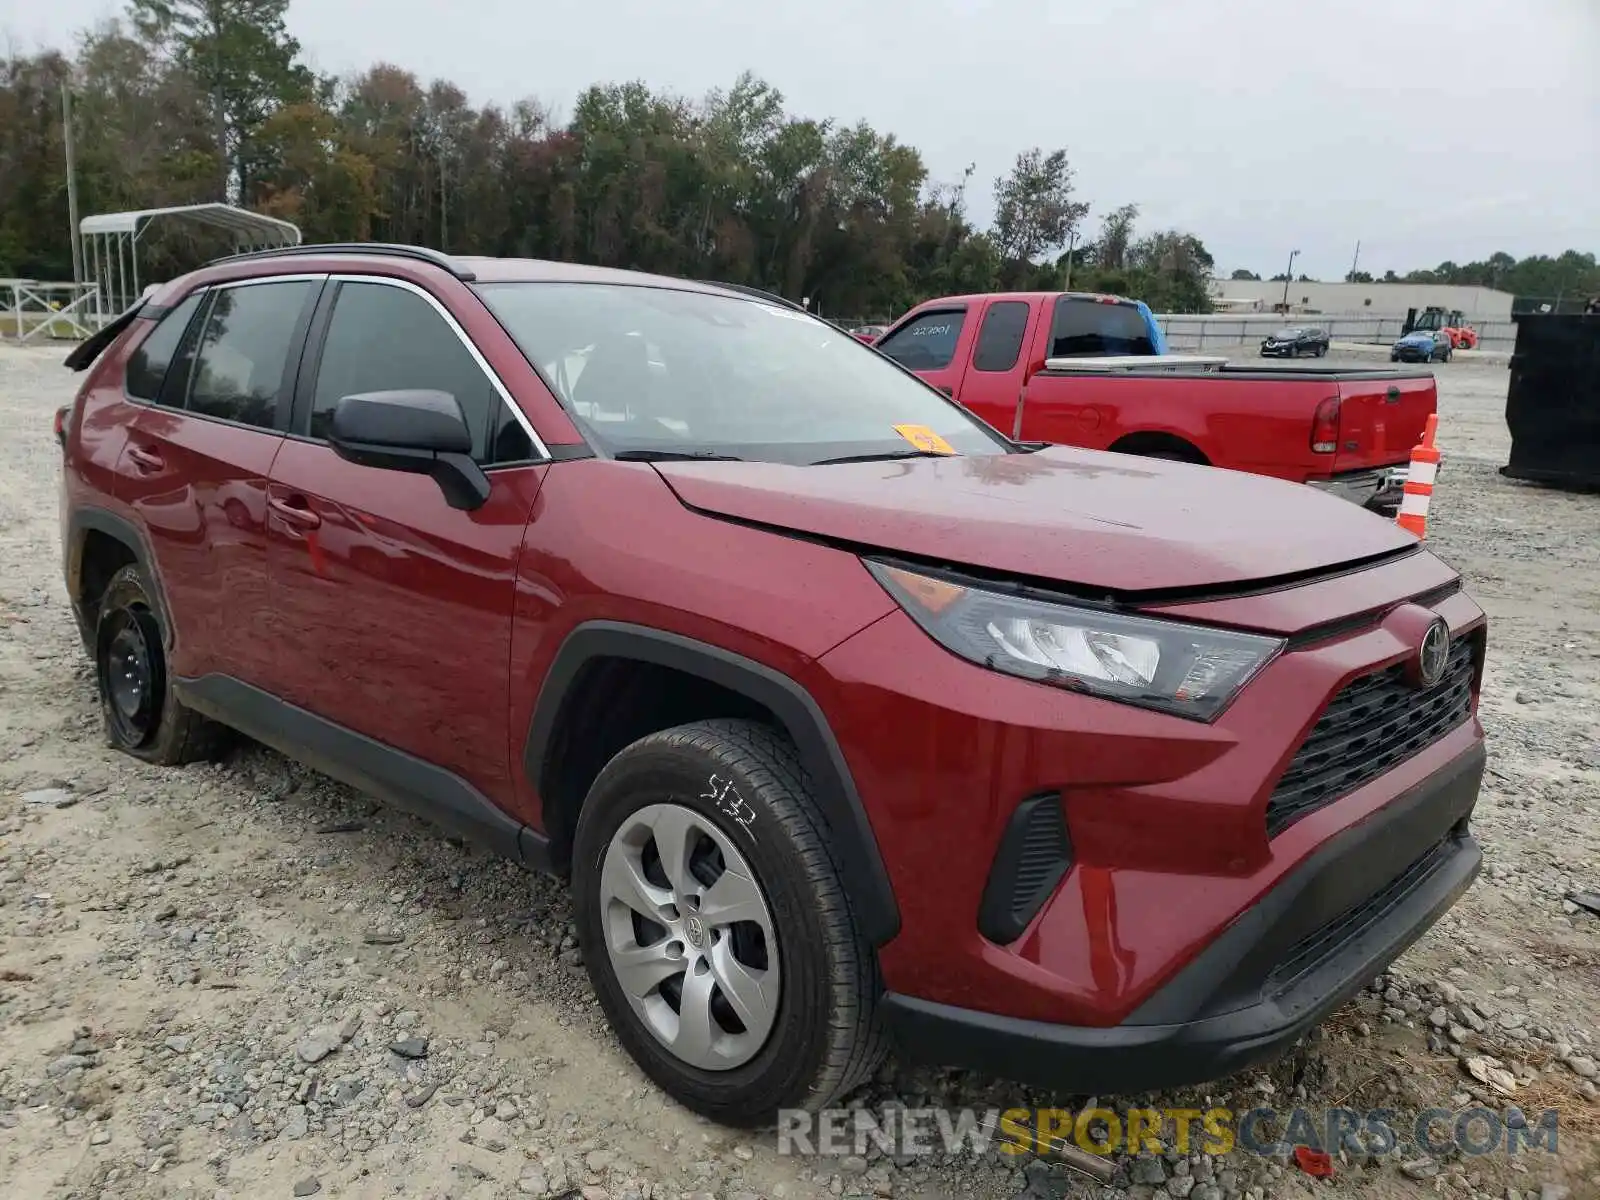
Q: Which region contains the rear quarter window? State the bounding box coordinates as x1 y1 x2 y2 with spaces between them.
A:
876 310 966 370
124 293 204 400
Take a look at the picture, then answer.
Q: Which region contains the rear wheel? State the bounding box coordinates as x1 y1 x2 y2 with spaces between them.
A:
94 564 226 765
572 719 884 1126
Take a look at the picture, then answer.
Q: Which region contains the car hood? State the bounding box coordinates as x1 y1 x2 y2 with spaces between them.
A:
654 446 1417 596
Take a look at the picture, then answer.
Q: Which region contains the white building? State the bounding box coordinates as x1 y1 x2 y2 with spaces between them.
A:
1209 279 1514 319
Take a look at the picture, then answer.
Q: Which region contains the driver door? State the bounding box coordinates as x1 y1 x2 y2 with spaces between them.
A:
262 276 548 808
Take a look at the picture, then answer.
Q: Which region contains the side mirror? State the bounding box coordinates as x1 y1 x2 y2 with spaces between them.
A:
328 390 489 511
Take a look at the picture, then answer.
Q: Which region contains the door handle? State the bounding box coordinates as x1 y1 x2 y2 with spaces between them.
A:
268 495 322 531
126 445 164 471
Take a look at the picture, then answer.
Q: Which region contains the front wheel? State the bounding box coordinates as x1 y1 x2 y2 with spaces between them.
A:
572 719 885 1126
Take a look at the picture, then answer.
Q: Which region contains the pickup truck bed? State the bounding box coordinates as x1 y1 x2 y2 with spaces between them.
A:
1015 363 1436 507
874 291 1437 509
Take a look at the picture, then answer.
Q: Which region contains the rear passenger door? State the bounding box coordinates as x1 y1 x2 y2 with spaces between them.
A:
119 276 321 685
954 299 1038 437
262 276 549 810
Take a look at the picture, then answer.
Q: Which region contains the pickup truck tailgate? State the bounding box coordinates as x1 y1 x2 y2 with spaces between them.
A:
1332 373 1436 471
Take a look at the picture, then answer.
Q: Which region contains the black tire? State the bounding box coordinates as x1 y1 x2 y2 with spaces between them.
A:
94 563 226 765
572 718 885 1126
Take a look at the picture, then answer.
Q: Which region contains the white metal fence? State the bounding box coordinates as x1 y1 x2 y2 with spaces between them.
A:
1153 312 1518 353
2 280 101 342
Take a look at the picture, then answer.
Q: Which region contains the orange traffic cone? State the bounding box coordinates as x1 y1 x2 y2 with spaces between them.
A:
1396 414 1440 538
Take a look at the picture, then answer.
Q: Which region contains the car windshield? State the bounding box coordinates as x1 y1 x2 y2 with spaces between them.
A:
474 282 1012 464
1275 328 1303 338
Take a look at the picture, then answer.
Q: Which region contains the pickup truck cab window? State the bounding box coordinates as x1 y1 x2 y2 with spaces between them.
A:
875 309 966 370
307 279 535 466
475 283 1009 465
972 300 1030 372
1049 296 1157 357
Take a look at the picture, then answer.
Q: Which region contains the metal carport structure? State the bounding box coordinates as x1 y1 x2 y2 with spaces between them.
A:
79 204 301 326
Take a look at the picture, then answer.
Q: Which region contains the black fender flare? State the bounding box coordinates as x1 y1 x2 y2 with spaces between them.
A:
524 620 901 946
66 507 175 650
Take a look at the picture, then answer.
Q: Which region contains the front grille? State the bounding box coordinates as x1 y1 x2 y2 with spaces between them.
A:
1266 635 1477 837
1265 837 1455 996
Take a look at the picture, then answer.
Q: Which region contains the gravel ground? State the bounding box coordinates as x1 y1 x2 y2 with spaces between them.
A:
1 344 1596 1200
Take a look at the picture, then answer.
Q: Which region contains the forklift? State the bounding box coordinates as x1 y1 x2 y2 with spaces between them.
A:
1402 306 1479 350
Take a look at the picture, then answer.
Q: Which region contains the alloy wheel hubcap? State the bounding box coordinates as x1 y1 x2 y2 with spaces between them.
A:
598 801 780 1071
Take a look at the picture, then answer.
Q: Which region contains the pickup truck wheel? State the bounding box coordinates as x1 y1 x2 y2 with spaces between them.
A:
94 565 227 765
572 718 885 1126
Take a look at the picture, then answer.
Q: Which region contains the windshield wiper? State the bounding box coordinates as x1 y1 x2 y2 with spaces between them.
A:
810 449 956 465
612 449 745 462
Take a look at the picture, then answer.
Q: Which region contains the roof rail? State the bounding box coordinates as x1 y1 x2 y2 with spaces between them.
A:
703 280 807 312
207 242 476 282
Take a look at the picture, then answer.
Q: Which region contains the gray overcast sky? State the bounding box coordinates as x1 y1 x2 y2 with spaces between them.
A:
6 0 1597 279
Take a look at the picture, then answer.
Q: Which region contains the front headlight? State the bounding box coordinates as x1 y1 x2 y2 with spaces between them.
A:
866 561 1285 721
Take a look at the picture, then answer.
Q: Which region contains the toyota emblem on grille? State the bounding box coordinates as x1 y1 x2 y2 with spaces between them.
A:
1417 619 1450 689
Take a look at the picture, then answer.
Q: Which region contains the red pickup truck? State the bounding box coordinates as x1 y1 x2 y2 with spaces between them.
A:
874 291 1437 510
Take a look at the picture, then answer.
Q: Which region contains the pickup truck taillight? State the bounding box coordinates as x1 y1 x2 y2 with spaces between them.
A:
1310 396 1341 454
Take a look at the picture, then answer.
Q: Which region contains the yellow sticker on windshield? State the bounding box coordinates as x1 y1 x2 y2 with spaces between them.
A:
892 424 958 455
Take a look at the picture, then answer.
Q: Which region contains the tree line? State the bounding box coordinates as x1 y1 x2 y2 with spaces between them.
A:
1 0 1223 318
1229 250 1600 302
3 0 1590 319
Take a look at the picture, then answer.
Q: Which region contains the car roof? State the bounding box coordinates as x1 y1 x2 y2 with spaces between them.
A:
146 244 792 309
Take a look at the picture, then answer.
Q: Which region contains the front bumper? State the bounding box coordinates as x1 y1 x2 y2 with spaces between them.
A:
881 741 1484 1093
1307 465 1413 511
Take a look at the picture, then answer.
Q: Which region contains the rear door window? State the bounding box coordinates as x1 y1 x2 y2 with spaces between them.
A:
1048 298 1157 357
125 293 204 401
185 281 316 428
876 309 966 370
971 301 1030 372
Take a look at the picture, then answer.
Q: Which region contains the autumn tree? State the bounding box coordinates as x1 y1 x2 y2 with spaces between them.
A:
991 147 1088 283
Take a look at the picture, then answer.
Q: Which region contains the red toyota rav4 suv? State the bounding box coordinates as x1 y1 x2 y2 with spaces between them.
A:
58 244 1486 1126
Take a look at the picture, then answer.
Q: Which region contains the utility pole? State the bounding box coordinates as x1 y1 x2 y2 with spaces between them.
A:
62 81 82 283
1064 227 1079 291
1348 240 1361 281
1281 248 1300 311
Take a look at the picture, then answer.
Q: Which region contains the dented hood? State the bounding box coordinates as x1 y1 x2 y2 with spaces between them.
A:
654 446 1417 596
